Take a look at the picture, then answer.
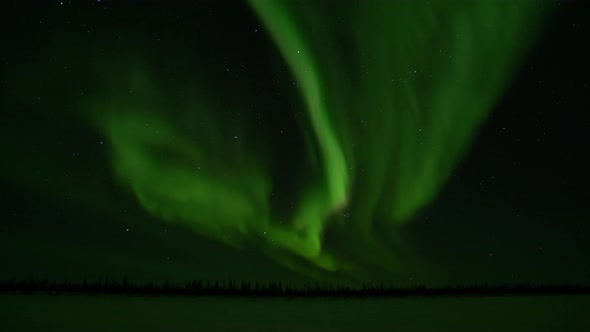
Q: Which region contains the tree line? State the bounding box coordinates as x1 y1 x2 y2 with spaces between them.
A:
1 278 589 298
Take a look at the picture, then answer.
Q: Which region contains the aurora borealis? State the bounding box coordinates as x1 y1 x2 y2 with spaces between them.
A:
1 0 590 286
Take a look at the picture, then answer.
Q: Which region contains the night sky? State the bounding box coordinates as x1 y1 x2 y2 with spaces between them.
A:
1 0 589 287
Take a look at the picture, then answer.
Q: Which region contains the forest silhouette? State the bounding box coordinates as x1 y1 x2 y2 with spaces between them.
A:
2 279 589 298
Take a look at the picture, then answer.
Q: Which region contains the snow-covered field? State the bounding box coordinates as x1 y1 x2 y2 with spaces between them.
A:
1 294 589 331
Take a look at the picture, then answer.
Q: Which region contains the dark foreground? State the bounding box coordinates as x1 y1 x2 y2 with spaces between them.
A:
1 294 589 331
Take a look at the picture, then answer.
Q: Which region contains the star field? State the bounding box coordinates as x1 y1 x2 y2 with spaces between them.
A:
0 0 589 287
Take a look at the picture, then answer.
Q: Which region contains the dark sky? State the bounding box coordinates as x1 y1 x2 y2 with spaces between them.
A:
1 0 589 287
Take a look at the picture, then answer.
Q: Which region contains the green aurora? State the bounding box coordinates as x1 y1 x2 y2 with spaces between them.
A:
2 0 551 283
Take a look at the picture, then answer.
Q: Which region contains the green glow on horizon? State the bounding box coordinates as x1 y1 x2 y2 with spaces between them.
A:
7 0 548 282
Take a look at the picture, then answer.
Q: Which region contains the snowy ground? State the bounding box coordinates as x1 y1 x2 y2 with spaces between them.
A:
1 294 589 331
